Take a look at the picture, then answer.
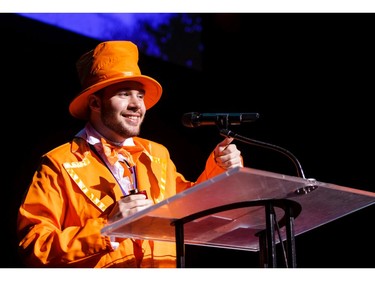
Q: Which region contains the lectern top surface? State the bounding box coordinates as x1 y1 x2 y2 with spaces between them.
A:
101 167 375 251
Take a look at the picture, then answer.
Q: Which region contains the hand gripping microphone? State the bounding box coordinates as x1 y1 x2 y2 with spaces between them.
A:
182 112 260 128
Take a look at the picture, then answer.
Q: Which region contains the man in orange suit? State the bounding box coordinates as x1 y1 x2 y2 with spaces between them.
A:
17 40 243 268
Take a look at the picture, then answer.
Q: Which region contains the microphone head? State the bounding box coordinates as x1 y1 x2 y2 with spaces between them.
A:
181 112 199 128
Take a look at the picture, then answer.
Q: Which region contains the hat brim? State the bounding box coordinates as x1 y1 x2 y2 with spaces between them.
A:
69 75 162 120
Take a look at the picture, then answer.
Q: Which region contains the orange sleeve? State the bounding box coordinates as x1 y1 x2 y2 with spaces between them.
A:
17 157 112 267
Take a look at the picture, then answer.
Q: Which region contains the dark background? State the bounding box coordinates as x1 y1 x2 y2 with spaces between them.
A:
1 13 374 268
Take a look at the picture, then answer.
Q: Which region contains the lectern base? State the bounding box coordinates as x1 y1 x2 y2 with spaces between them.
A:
172 199 301 268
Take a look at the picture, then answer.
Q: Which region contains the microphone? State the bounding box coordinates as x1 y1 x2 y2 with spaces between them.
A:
182 112 260 128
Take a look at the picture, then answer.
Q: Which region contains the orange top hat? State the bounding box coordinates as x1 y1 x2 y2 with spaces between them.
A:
69 41 163 120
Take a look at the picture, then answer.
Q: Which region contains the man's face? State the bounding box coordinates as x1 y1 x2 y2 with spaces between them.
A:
99 80 146 140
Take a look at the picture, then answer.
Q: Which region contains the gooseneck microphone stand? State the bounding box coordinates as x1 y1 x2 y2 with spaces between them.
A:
216 117 309 268
219 128 306 179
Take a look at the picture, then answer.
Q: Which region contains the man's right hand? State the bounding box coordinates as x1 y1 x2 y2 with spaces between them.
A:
108 193 153 222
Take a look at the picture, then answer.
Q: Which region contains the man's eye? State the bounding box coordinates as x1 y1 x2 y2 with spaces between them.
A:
119 91 130 96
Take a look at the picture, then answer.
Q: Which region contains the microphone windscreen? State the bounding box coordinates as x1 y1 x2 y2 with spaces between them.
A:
181 112 198 128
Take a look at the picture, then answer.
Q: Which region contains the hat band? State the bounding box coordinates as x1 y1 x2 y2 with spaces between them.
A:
83 71 139 89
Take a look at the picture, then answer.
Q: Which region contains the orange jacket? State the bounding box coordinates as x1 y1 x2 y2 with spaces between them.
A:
17 136 227 268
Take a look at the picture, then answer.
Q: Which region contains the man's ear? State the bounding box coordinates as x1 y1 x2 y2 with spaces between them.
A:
88 94 101 112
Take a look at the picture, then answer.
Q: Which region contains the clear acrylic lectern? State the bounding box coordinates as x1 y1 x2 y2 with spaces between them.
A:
101 167 375 268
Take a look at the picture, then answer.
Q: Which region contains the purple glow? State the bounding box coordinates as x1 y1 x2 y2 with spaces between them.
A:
18 13 203 70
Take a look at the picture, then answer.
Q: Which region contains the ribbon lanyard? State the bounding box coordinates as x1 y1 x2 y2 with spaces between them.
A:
122 159 138 193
